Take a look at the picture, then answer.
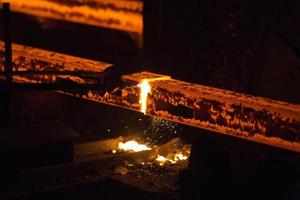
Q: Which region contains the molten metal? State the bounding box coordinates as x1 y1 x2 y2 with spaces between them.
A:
116 139 190 165
138 76 171 114
155 153 189 166
139 80 151 114
118 140 152 152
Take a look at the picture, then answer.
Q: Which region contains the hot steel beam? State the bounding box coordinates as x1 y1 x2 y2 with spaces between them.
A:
118 71 300 152
0 41 111 73
3 0 143 34
0 41 112 84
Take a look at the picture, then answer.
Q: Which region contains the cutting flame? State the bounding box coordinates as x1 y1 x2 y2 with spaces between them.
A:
118 140 152 152
139 79 151 114
138 76 171 114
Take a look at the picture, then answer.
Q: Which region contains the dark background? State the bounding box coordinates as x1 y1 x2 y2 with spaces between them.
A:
143 0 300 103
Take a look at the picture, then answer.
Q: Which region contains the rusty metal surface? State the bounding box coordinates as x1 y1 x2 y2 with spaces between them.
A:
119 71 300 152
0 41 111 72
51 70 300 152
4 0 143 34
0 41 112 84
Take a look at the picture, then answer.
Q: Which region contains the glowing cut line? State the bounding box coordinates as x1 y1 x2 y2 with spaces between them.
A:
139 79 151 114
138 76 171 114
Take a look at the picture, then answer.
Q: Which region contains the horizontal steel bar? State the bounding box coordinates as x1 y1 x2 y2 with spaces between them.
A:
0 82 103 91
118 71 300 152
0 70 108 78
4 0 143 34
0 41 112 73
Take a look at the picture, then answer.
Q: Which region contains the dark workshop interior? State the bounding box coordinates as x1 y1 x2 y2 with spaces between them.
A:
0 0 300 199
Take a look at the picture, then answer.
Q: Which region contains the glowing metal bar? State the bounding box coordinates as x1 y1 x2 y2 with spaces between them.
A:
0 41 111 73
5 0 143 34
121 71 300 153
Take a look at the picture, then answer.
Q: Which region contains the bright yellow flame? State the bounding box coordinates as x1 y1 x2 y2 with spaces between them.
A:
155 153 189 166
139 79 151 114
118 140 152 152
156 155 169 163
138 76 170 114
175 153 188 161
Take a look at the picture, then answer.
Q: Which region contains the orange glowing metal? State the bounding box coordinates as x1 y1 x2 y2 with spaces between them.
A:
116 139 190 165
138 76 171 114
155 153 189 166
118 140 152 152
139 79 151 114
6 0 143 34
